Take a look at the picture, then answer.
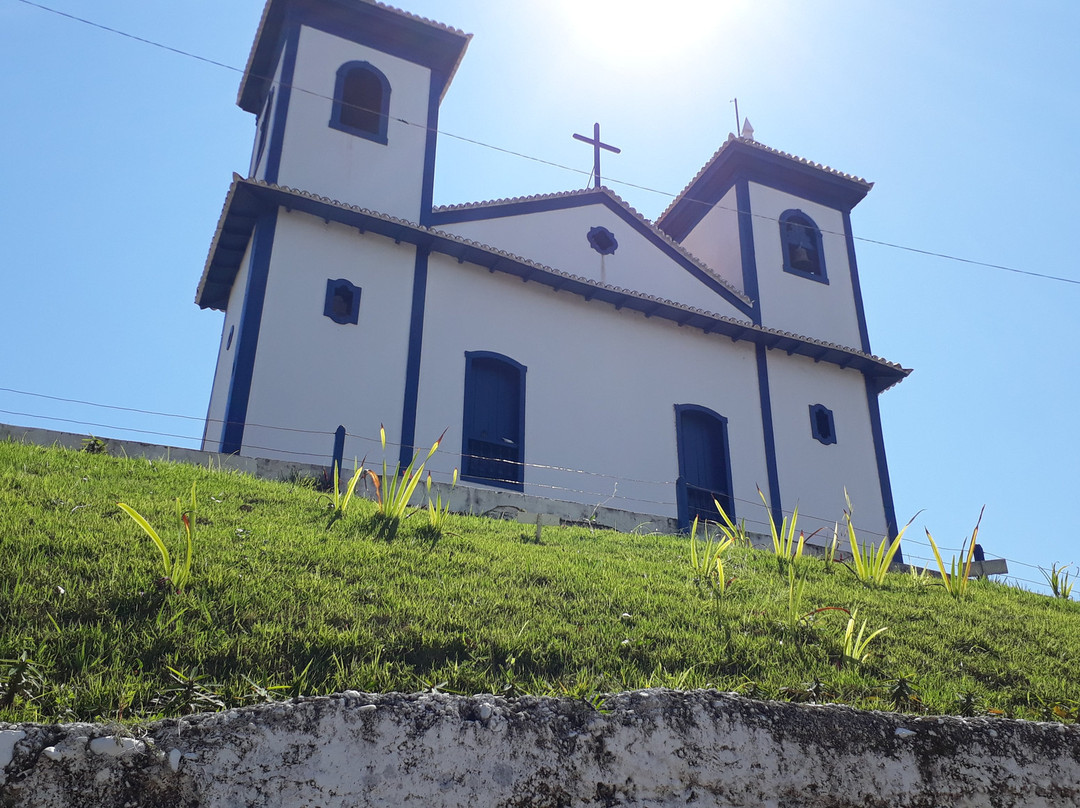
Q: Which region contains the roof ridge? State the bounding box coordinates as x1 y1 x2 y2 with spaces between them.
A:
432 187 597 213
354 0 468 38
238 0 470 109
434 185 751 305
659 135 872 224
218 177 906 374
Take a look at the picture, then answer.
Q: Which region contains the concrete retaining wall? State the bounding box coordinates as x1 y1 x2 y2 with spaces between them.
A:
3 690 1079 807
0 423 678 535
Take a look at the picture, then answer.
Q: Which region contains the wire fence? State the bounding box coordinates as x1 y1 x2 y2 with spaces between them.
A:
0 385 1071 597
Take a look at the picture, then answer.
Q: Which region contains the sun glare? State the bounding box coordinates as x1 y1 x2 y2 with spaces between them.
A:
553 0 727 67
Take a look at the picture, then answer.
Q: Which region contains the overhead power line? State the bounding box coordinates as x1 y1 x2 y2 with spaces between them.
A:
13 0 1080 289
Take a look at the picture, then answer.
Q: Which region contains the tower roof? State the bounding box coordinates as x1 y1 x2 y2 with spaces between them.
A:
238 0 471 113
657 135 873 242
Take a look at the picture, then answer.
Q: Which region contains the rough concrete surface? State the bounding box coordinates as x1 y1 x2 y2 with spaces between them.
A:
3 690 1080 807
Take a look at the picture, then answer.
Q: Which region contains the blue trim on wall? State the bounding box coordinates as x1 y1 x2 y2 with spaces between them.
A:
419 71 443 225
673 403 736 530
264 23 299 186
779 210 829 285
843 210 873 355
865 377 901 557
460 351 527 492
398 245 430 468
735 179 760 325
755 345 783 530
332 425 346 475
220 209 278 454
430 190 753 317
328 60 390 144
253 87 275 175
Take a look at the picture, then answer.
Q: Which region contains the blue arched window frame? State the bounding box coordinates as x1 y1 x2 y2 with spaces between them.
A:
461 351 526 491
329 61 390 144
779 209 828 284
674 403 735 530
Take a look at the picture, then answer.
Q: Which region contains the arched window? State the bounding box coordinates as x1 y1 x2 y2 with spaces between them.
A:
675 404 735 529
779 209 828 283
329 61 390 144
461 352 526 491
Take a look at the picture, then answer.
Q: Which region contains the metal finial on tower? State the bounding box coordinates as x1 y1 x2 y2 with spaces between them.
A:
741 118 755 141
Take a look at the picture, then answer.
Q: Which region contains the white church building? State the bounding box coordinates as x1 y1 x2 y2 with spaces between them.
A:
196 0 910 544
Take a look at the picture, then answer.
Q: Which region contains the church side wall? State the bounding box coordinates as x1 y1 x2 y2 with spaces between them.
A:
748 183 864 349
277 25 432 220
767 353 890 540
238 210 416 464
415 253 771 522
440 206 750 321
677 185 744 292
201 242 254 452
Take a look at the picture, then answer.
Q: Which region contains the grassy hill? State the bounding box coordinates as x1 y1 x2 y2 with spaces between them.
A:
2 438 1078 725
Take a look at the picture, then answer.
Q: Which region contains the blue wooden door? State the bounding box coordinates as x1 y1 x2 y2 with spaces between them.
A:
676 405 734 528
462 353 524 489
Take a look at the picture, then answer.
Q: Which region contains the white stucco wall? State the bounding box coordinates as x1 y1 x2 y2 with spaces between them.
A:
239 210 416 465
5 691 1079 807
415 253 770 520
678 185 745 293
749 183 864 349
438 203 750 321
276 25 433 219
201 241 254 452
766 352 888 541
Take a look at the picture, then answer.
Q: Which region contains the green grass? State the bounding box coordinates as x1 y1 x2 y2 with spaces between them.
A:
2 439 1079 724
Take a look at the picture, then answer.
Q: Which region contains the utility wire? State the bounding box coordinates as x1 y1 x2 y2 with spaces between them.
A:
13 0 1080 289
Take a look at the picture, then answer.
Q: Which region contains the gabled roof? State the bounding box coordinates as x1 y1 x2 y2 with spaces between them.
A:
238 0 471 113
197 177 910 392
658 135 874 242
431 185 753 314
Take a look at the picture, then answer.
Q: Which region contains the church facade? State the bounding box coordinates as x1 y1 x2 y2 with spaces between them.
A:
196 0 910 543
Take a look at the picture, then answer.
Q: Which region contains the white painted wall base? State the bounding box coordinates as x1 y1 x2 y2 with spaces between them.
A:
4 690 1079 807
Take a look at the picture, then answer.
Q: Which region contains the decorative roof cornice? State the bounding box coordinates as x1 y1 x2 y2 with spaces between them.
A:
238 0 470 113
658 135 873 241
197 177 909 392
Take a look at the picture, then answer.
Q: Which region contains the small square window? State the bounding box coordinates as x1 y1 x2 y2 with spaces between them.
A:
809 404 836 445
324 279 361 325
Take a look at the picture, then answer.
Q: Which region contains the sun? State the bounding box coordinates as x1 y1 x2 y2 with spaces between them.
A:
551 0 728 68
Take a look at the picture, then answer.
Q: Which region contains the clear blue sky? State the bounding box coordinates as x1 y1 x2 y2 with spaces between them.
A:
2 0 1078 592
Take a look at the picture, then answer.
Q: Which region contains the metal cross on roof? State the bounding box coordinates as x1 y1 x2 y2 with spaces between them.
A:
573 122 621 189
